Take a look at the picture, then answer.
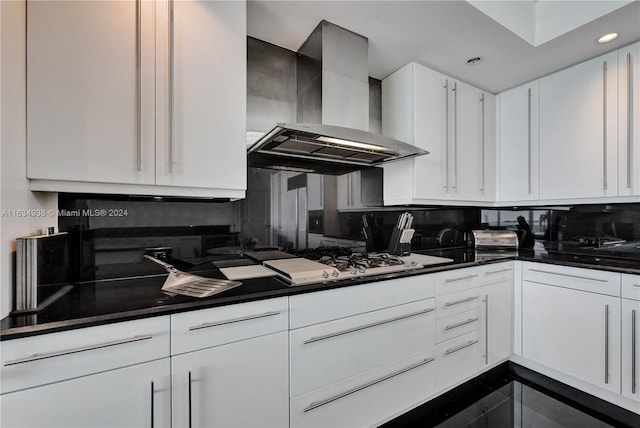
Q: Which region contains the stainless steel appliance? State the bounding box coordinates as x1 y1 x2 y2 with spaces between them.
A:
15 232 71 313
261 249 453 286
468 230 520 250
247 123 428 175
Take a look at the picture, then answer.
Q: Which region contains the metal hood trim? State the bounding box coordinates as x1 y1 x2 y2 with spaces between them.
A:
247 123 428 175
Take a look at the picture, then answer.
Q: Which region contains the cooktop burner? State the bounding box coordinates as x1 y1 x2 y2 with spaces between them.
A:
318 253 406 273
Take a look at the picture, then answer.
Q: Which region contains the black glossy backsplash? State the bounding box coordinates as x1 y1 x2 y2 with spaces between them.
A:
57 191 640 284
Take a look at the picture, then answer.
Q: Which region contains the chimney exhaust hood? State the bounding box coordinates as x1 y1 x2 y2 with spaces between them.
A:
247 21 428 176
247 122 428 175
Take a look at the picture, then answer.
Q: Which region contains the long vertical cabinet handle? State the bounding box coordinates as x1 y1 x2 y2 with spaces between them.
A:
444 80 449 192
527 87 532 195
451 82 458 191
627 52 633 189
603 61 608 191
605 304 610 384
150 381 154 428
168 0 175 174
633 309 637 395
135 0 142 172
480 93 485 194
484 294 489 365
188 371 193 428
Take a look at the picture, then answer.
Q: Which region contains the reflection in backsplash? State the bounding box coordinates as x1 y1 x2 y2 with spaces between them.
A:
57 189 640 283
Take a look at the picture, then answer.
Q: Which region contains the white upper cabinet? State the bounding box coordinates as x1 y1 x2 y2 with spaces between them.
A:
154 0 246 193
618 42 640 197
498 81 540 202
382 62 495 205
26 0 156 186
27 0 246 199
538 51 619 200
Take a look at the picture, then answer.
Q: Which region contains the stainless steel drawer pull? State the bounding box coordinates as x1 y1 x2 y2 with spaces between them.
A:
444 318 478 331
480 93 485 194
627 52 633 189
304 308 434 345
444 296 478 307
188 371 193 428
632 309 637 395
303 357 435 413
150 380 155 428
633 284 640 288
486 268 513 275
188 311 280 331
3 335 153 366
603 60 608 191
135 0 142 172
444 274 479 283
605 304 610 384
527 87 532 195
528 268 609 283
484 295 489 365
445 340 479 355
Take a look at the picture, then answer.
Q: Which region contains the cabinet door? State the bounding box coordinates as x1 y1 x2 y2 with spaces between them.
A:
539 52 618 199
27 0 155 185
622 299 640 403
155 0 246 195
414 66 449 199
0 359 170 428
478 280 512 368
171 332 288 428
454 82 495 201
499 82 540 201
523 281 621 394
618 42 640 196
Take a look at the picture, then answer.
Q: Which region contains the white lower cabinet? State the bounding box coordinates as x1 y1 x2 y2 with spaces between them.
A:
622 274 640 408
290 299 436 397
521 262 623 396
478 279 512 368
170 297 289 428
290 348 436 428
436 331 478 392
0 359 170 428
523 281 621 394
171 332 289 428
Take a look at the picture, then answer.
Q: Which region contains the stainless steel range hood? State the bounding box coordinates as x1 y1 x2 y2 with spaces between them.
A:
247 21 427 176
247 122 428 175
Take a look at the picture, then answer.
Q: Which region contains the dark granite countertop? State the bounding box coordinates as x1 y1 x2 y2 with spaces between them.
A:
2 248 638 341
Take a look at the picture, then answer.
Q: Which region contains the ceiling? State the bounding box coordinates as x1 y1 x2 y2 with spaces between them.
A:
247 0 640 94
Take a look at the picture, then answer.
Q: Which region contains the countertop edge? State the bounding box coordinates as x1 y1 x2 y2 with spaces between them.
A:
2 255 638 341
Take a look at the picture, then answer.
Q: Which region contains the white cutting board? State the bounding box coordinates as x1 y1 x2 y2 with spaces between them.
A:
219 265 278 280
401 253 453 266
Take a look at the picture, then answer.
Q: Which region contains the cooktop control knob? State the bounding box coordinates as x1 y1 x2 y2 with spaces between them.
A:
322 270 329 279
332 270 339 277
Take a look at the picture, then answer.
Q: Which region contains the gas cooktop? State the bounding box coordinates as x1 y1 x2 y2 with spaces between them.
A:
262 250 453 286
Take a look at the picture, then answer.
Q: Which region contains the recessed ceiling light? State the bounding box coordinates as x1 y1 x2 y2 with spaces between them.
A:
467 57 481 65
597 33 619 44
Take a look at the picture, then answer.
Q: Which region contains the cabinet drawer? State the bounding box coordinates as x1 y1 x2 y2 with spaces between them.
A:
436 288 478 319
290 348 436 428
436 267 480 295
1 316 170 394
478 262 514 285
522 262 620 296
290 299 435 397
436 309 478 343
436 331 479 392
290 274 435 329
171 297 288 355
622 274 640 301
